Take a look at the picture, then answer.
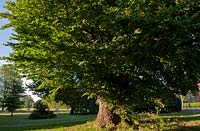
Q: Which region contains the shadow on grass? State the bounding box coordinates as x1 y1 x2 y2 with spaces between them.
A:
177 116 200 121
171 126 200 131
163 113 200 131
162 112 200 121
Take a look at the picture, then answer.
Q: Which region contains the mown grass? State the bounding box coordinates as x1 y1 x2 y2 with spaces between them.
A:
0 112 99 131
1 111 200 131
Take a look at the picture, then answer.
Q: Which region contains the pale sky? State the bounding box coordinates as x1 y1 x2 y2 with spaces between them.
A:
0 0 13 66
0 1 41 101
22 78 41 102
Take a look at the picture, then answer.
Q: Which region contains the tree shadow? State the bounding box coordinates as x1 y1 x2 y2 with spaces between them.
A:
171 126 200 131
164 114 200 131
177 115 200 121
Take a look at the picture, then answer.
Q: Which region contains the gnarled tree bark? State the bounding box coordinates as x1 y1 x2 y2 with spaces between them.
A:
95 99 121 129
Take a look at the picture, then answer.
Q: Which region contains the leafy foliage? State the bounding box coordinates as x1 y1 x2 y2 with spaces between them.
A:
70 97 99 114
1 0 200 120
160 94 182 113
43 96 69 110
54 88 98 114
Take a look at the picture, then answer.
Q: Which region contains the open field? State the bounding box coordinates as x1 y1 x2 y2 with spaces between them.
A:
1 111 200 131
0 112 104 131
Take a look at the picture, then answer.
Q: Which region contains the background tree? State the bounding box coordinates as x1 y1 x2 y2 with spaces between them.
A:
22 95 34 110
0 64 25 116
28 81 97 113
1 0 200 128
43 95 69 110
0 64 13 110
54 88 98 114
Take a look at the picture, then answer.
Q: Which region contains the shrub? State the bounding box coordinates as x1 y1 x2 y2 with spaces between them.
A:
28 111 56 119
161 94 182 113
28 100 56 119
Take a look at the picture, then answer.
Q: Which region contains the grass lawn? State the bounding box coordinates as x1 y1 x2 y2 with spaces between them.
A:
1 111 200 131
0 112 106 131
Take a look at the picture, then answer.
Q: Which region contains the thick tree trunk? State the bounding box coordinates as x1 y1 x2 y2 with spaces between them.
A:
95 99 121 129
11 111 13 116
2 106 4 111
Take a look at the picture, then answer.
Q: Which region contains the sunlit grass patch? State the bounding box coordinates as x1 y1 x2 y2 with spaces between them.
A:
0 112 96 131
183 102 200 107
